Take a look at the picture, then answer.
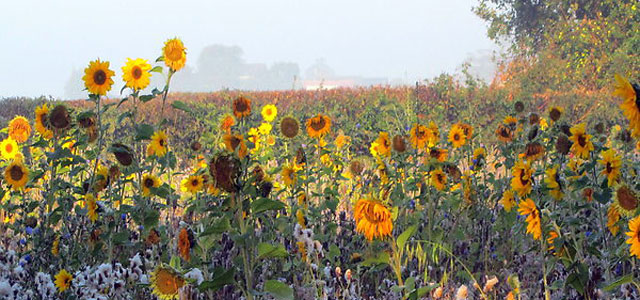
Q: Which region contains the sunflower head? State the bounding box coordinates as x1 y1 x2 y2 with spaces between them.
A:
349 159 365 176
514 101 525 113
496 124 513 142
409 123 430 149
448 125 467 148
147 130 169 157
162 38 187 72
150 265 185 300
555 134 571 155
223 134 248 159
354 199 393 241
430 168 447 191
569 123 593 159
110 143 134 166
49 105 71 130
83 59 115 96
232 96 252 119
181 175 204 194
261 104 278 122
614 183 638 217
209 153 240 193
392 135 407 153
4 160 28 190
549 106 563 122
306 114 331 139
142 174 160 197
35 104 53 139
8 116 31 143
280 116 300 139
122 58 152 91
523 142 545 161
0 138 20 161
54 269 73 293
178 227 193 262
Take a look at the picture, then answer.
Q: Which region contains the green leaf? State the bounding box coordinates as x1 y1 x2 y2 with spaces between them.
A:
139 95 155 102
200 217 231 237
397 225 417 250
198 267 235 291
264 280 293 300
171 100 192 113
135 124 155 141
251 198 285 214
143 209 160 228
258 243 289 259
603 274 633 292
150 66 163 73
113 231 130 245
361 251 390 267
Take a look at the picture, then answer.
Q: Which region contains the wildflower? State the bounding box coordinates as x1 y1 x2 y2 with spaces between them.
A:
162 38 187 72
8 116 31 143
82 59 115 95
448 124 466 148
4 160 29 190
142 174 160 197
261 104 278 122
569 123 594 159
500 190 516 212
258 122 272 135
147 130 169 157
232 96 251 119
518 198 541 240
0 138 20 160
122 58 152 91
354 199 393 241
613 183 638 217
483 276 499 293
430 169 447 191
34 104 53 139
181 175 204 194
306 114 331 138
613 74 640 137
625 215 640 258
280 116 300 138
54 269 73 293
150 266 185 300
511 160 533 197
598 149 621 187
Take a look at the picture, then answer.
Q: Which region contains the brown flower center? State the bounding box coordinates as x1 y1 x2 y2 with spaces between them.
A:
519 171 529 186
191 179 199 186
10 165 23 181
132 66 142 79
310 117 326 131
577 135 587 147
618 186 638 211
453 134 460 141
93 70 107 85
159 138 166 147
144 178 155 188
235 99 248 112
606 162 613 174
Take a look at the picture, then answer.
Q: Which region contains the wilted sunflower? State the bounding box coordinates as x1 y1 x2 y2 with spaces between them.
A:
523 142 545 161
232 96 252 119
372 132 391 158
261 104 278 122
430 169 447 191
122 58 152 91
555 134 571 155
598 149 621 187
354 199 393 241
0 138 20 161
110 143 134 166
150 265 185 300
614 183 638 217
607 205 621 236
518 198 541 240
49 105 71 130
162 38 187 72
54 269 73 293
147 130 169 157
223 134 248 159
85 193 98 222
569 123 594 159
306 114 331 138
409 123 430 149
500 190 516 212
83 59 115 95
511 160 532 197
626 215 640 258
279 116 300 139
392 135 407 153
209 154 240 193
5 160 28 190
181 175 204 194
495 124 513 142
34 104 53 139
8 116 31 143
544 166 564 200
613 74 640 137
448 124 467 148
220 114 236 134
142 174 160 197
178 227 192 262
549 106 564 122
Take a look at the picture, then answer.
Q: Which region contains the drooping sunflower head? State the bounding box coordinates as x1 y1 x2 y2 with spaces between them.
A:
392 134 407 153
548 106 564 122
122 57 152 91
281 164 297 187
147 130 169 157
232 96 252 119
0 138 20 161
496 124 513 142
178 227 193 262
209 153 240 193
142 174 160 197
598 149 621 187
448 124 467 148
83 59 115 96
150 265 185 300
223 134 248 159
47 105 71 131
614 183 638 217
54 269 73 293
181 175 204 194
555 134 571 155
373 132 391 157
306 114 331 138
279 116 300 139
4 160 29 190
430 168 447 191
354 199 393 241
261 104 278 122
110 143 134 166
428 147 448 162
162 38 187 72
8 116 31 143
523 142 545 161
34 104 53 139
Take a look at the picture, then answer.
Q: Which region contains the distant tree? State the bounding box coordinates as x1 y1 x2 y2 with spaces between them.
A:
305 59 336 80
197 45 245 89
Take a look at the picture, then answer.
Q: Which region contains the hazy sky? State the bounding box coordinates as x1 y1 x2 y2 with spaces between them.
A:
0 0 495 98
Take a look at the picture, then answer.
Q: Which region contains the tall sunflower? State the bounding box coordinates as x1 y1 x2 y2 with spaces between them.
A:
261 104 278 122
568 123 594 159
430 168 447 191
511 160 533 197
409 123 430 149
181 175 204 194
544 166 564 200
8 116 31 143
354 199 393 241
147 130 169 157
626 215 640 258
518 198 541 240
306 114 331 138
150 265 185 300
448 124 467 148
122 58 152 91
35 104 53 139
613 74 640 137
142 174 160 197
598 149 621 187
4 160 28 190
83 59 115 95
613 183 638 217
54 269 73 293
0 138 20 161
373 132 391 158
162 38 187 72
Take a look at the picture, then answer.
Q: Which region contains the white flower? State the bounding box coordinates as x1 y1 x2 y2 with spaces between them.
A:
185 268 205 285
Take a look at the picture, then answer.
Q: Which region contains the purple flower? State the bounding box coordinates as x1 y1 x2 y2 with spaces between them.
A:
25 227 33 235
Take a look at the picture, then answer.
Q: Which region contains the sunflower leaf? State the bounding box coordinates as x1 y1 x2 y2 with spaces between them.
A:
171 100 192 113
397 225 417 250
264 280 293 300
150 66 163 73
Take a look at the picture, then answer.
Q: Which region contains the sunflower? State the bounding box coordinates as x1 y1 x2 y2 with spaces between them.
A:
85 193 98 222
598 149 621 187
607 204 621 236
569 123 594 159
448 124 467 148
181 175 204 194
500 190 516 212
523 142 545 161
5 160 28 190
306 114 331 138
223 134 248 159
49 105 71 130
7 116 31 144
162 38 187 72
122 58 152 91
178 227 191 262
428 147 448 162
282 164 297 187
548 106 564 122
544 166 564 200
150 265 185 300
54 269 73 293
626 215 640 258
614 74 640 137
392 135 407 153
430 168 447 191
409 123 430 149
511 160 532 197
335 133 351 150
296 209 306 228
111 143 134 166
232 96 251 119
209 154 240 193
34 104 53 139
518 198 541 240
354 199 393 241
147 130 169 157
261 104 278 122
220 114 236 134
0 138 20 161
458 123 474 139
426 121 440 146
83 59 115 95
280 116 300 138
472 147 486 169
373 132 391 158
496 124 513 142
613 183 638 217
51 235 60 256
142 174 160 197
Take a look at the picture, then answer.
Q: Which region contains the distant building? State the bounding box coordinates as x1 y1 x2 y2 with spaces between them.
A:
302 77 388 90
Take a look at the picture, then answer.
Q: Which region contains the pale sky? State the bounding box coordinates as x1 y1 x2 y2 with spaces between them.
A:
0 0 495 98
